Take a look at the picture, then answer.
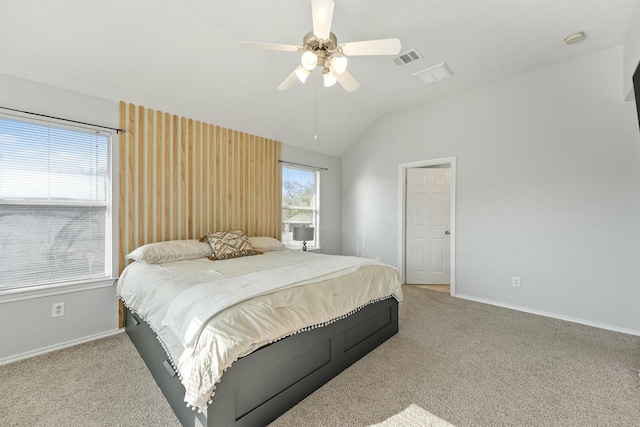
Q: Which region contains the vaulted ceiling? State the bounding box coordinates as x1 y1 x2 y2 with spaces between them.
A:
1 0 638 156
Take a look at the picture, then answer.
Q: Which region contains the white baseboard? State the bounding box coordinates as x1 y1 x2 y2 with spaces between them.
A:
455 293 640 337
0 328 124 366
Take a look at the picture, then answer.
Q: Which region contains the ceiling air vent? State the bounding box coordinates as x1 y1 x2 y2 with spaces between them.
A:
413 63 454 86
393 48 423 67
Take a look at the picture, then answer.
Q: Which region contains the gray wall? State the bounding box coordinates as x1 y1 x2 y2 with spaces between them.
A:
0 73 121 363
341 46 640 333
623 2 640 100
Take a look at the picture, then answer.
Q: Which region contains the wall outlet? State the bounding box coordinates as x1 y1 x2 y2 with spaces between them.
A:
52 302 65 317
512 277 521 287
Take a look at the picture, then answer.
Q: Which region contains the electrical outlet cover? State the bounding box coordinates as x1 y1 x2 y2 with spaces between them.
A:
52 302 65 317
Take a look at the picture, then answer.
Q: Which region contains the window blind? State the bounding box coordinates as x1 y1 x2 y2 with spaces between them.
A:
0 115 111 291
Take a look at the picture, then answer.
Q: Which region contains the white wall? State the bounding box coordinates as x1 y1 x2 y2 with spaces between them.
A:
342 46 640 333
0 73 122 364
280 144 342 255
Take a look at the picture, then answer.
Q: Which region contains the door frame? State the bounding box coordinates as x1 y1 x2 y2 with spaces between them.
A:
398 156 456 295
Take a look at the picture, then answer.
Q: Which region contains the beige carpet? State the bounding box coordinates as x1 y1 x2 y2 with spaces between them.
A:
0 331 180 427
2 285 640 426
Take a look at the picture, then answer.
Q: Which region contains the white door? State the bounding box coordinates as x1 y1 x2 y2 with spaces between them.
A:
405 167 451 284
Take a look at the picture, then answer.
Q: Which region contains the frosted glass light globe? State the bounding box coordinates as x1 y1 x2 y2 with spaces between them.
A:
323 70 337 87
331 56 348 75
301 51 318 71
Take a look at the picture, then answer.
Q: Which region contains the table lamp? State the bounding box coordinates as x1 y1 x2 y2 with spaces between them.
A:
293 225 314 251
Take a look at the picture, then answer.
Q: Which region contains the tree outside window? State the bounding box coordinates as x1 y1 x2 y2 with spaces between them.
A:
281 165 318 249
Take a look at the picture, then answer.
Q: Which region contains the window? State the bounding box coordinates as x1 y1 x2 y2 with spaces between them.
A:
281 164 319 249
0 115 112 291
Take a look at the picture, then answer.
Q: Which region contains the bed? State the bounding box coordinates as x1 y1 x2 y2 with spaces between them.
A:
117 236 402 427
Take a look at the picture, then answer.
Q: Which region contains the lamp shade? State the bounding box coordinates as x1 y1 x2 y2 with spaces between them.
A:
293 226 315 242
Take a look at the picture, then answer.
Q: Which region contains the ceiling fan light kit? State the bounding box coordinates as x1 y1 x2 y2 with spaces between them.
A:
301 50 319 70
323 68 338 87
331 56 348 75
240 0 401 92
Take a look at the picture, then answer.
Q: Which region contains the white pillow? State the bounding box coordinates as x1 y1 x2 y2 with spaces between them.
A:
126 240 213 264
249 236 285 252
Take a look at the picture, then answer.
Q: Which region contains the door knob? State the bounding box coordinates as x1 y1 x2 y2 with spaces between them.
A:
445 231 450 235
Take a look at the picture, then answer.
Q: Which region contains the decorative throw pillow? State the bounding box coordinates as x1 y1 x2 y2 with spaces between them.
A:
206 229 260 260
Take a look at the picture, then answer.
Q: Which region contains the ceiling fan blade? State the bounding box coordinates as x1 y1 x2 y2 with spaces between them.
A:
336 70 360 93
312 0 334 40
340 38 402 56
240 41 301 52
278 69 300 91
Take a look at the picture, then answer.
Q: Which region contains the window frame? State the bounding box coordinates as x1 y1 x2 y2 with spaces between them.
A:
0 112 117 296
281 163 320 250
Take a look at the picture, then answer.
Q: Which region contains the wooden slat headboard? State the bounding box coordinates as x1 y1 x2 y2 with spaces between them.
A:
118 101 282 273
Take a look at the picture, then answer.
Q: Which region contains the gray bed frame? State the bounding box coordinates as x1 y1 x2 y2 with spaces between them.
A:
125 297 398 427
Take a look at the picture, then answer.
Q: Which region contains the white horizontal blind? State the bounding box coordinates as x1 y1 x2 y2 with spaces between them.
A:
281 165 318 249
0 115 111 291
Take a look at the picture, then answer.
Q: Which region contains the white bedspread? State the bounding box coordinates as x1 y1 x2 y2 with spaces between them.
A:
163 255 379 351
116 250 402 410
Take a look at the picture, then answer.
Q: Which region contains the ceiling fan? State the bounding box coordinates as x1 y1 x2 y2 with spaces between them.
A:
239 0 401 93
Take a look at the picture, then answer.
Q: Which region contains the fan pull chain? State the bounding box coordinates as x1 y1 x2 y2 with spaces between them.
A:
314 85 318 140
